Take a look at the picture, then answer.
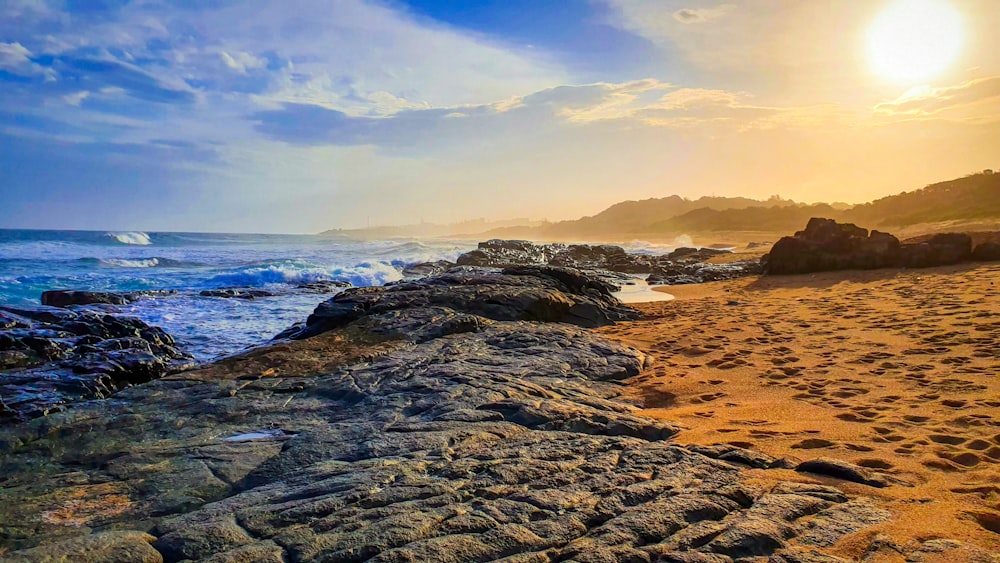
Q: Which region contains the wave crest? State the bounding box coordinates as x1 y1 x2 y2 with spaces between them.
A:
107 231 152 246
206 261 403 289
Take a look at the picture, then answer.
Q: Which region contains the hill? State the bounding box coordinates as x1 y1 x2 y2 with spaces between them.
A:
320 170 1000 241
842 171 1000 227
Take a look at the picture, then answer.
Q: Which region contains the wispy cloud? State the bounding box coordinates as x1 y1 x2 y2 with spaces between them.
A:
673 5 732 24
875 77 1000 122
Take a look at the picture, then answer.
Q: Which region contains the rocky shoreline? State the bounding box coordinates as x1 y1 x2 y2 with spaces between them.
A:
0 240 752 421
3 265 996 561
2 231 999 561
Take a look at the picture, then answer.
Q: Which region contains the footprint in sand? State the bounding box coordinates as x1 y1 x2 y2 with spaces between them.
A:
791 438 836 450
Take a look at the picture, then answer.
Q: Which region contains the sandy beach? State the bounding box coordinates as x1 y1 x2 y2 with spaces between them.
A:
598 263 1000 558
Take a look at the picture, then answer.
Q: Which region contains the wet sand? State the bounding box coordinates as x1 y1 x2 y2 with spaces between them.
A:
598 263 1000 558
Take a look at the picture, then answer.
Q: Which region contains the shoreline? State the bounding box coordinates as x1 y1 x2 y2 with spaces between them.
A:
2 264 999 560
601 263 1000 555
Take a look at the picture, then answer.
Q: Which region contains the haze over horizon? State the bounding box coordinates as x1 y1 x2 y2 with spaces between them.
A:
3 0 1000 234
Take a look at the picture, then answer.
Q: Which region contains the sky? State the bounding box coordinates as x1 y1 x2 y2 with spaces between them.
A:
2 0 1000 233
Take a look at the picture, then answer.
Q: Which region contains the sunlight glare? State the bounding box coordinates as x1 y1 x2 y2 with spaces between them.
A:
867 0 964 84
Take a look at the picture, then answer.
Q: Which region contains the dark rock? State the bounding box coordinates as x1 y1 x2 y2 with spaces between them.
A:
402 260 456 277
646 261 763 286
454 239 742 284
764 219 982 275
40 290 177 308
666 247 729 264
0 306 192 421
972 241 1000 262
899 233 972 268
199 288 278 299
456 239 559 267
41 290 132 307
287 265 639 340
295 279 352 293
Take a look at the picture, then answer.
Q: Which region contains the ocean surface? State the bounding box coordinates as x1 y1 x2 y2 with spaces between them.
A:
0 229 480 362
0 230 679 363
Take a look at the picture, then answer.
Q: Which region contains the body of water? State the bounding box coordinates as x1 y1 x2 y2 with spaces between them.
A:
0 229 472 361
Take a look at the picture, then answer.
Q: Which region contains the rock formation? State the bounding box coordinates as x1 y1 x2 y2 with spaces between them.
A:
0 305 193 421
452 239 760 286
765 218 998 275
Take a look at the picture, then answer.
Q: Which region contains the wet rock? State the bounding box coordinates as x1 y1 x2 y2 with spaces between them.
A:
41 290 131 307
199 288 278 299
295 279 352 293
202 281 351 300
40 290 177 308
0 305 192 421
402 260 456 277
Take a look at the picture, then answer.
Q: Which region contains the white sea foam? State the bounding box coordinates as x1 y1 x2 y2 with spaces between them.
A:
206 260 404 289
107 231 152 245
100 258 160 268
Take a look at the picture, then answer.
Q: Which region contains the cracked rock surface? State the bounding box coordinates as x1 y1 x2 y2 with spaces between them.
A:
0 268 990 562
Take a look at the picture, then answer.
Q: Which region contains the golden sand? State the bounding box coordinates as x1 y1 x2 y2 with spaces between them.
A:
598 263 1000 558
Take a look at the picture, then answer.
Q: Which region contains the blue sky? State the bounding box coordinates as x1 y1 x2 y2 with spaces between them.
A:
2 0 1000 232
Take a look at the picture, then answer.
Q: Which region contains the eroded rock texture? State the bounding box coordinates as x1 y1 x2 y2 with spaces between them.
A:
1 269 986 562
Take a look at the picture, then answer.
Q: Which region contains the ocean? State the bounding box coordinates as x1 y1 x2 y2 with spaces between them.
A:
0 229 681 363
0 229 473 362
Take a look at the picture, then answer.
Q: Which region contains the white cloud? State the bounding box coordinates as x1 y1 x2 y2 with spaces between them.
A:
62 90 89 106
219 51 266 74
0 41 54 79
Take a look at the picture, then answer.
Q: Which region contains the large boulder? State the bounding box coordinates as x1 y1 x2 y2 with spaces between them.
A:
282 265 639 340
899 233 972 268
765 218 896 275
764 219 980 275
972 241 1000 262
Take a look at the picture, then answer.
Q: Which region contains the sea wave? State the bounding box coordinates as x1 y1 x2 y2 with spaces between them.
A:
623 235 697 255
205 261 404 289
76 257 201 268
106 231 152 246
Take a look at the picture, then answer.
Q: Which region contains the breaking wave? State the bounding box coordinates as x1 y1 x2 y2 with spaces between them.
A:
106 231 152 246
205 260 404 289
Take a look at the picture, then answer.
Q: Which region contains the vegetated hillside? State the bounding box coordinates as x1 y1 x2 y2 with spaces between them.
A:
322 171 1000 239
535 171 1000 236
522 195 804 237
648 204 842 233
843 171 1000 227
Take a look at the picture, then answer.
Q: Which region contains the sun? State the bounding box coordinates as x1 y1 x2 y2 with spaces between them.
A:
866 0 964 84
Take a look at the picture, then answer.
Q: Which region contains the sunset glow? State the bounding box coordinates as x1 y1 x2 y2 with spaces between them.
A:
867 0 964 84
